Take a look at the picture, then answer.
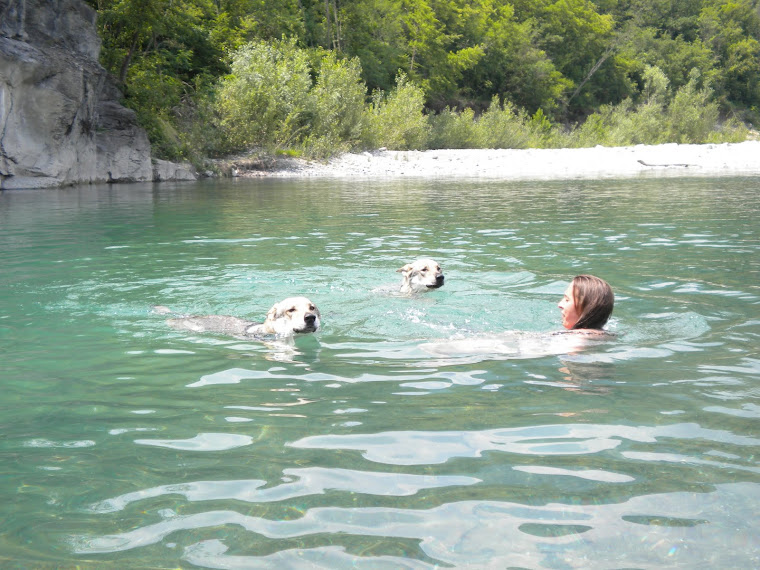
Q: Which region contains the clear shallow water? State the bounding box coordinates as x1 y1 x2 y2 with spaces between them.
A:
1 176 759 568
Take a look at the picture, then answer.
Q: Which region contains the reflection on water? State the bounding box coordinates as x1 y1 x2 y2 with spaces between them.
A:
1 177 759 568
72 482 757 568
290 422 760 465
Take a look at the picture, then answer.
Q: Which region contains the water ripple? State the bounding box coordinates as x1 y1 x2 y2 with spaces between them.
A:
89 467 479 513
184 541 432 570
290 423 760 466
71 483 759 568
134 433 254 451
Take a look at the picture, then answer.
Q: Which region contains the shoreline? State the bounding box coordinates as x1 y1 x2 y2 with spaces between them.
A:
236 141 760 180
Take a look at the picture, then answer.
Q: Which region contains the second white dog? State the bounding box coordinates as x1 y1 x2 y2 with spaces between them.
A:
397 258 445 293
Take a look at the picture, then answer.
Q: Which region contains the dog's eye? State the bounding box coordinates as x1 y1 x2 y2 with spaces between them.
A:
287 307 296 313
309 305 315 311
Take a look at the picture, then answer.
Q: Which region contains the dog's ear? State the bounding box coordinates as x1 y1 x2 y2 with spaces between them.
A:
265 303 281 321
397 263 412 274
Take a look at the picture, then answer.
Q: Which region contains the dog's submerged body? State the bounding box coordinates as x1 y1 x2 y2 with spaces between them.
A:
160 297 321 338
397 258 445 294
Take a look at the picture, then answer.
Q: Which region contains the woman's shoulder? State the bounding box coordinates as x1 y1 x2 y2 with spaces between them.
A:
552 329 617 338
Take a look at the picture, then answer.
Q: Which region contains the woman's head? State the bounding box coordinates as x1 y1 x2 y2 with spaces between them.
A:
558 275 614 330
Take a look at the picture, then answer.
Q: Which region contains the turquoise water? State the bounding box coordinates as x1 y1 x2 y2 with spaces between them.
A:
1 177 759 568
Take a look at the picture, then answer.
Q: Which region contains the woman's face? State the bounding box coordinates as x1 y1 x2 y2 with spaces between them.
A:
558 283 580 329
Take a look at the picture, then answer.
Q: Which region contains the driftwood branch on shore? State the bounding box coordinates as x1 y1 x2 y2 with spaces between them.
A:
637 159 699 168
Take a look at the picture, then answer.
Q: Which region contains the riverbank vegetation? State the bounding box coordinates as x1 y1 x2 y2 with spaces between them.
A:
86 0 756 164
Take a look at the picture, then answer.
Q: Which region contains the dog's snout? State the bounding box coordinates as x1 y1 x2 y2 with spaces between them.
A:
436 275 444 285
304 313 317 325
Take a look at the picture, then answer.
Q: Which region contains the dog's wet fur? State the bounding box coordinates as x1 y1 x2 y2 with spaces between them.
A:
397 258 445 293
157 297 320 338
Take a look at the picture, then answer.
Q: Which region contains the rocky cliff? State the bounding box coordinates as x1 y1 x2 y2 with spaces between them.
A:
0 0 195 189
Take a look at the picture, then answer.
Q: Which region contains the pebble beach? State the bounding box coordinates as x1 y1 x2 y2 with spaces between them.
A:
240 141 760 180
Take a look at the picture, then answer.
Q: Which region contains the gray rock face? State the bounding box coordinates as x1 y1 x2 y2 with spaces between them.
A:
0 0 194 189
152 158 199 182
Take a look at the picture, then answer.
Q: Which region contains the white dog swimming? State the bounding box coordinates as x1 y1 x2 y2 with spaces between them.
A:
397 258 445 293
156 297 321 338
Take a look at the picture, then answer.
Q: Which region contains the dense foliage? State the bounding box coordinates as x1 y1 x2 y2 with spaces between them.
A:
85 0 756 162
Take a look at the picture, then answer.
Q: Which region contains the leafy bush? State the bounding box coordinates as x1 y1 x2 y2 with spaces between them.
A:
214 40 371 158
216 38 312 152
665 70 719 143
360 74 429 150
473 97 539 149
428 100 568 150
301 52 368 158
428 107 479 149
569 66 747 146
173 40 751 162
594 66 671 146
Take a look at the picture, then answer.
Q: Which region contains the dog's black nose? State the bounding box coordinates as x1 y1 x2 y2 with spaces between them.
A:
305 314 316 325
436 275 445 285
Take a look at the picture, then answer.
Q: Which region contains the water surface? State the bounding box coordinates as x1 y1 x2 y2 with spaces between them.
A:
1 176 759 568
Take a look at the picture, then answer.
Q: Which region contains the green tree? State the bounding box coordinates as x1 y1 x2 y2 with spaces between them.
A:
340 0 407 93
623 26 718 96
90 0 228 158
540 0 628 115
397 0 485 104
207 0 308 54
459 0 570 115
699 0 760 108
84 0 754 159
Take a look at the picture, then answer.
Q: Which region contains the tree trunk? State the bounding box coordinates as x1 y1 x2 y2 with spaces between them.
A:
568 44 615 104
119 31 139 85
332 0 341 50
324 0 331 46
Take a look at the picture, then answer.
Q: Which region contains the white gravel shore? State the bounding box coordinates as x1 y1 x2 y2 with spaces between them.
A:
240 141 760 180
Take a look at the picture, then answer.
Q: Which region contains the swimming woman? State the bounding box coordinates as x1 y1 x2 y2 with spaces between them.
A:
419 274 615 360
558 274 614 333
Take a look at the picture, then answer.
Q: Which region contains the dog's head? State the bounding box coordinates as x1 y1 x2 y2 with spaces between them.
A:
397 258 445 293
262 297 321 335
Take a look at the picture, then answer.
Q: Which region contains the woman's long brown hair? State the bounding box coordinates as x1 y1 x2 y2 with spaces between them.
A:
571 275 614 330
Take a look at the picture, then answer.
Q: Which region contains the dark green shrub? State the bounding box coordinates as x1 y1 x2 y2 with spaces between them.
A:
216 38 312 152
428 107 479 149
361 74 429 150
301 52 367 158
